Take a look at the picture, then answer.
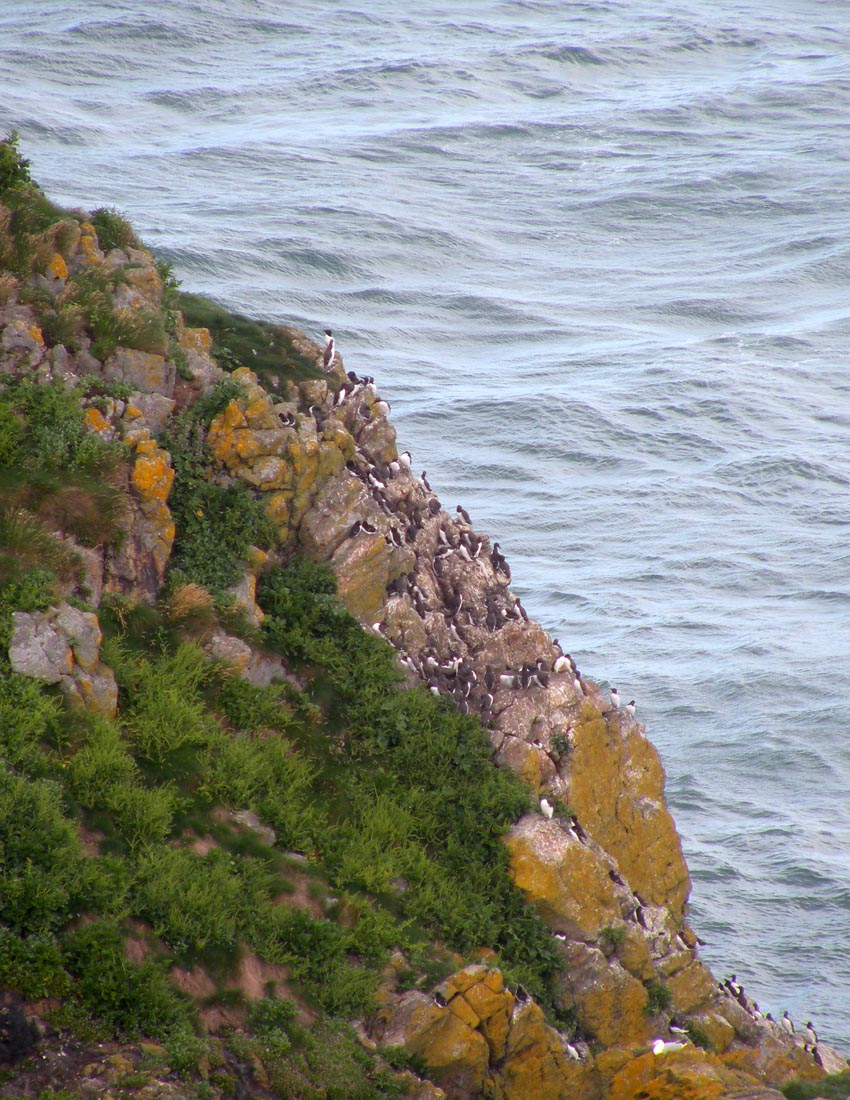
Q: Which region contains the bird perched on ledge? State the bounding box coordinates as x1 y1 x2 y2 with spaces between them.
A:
322 329 336 371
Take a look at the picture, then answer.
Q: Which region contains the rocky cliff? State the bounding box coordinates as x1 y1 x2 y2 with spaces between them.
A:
0 141 845 1100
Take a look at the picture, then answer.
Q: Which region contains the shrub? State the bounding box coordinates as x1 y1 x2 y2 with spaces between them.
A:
124 643 214 764
62 920 191 1038
67 716 140 807
132 846 271 959
0 771 89 933
0 928 70 999
90 207 138 252
0 131 31 192
162 397 274 594
105 781 178 848
645 980 673 1015
0 664 62 773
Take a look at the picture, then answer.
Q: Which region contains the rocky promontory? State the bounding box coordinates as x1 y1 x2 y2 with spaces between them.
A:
0 138 845 1100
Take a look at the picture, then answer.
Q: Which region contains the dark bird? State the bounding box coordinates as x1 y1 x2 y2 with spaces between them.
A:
457 504 472 525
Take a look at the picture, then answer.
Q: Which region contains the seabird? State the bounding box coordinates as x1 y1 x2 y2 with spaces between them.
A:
456 504 472 525
652 1039 686 1055
780 1011 795 1036
539 797 555 819
421 470 431 490
434 991 448 1007
322 329 336 371
609 687 621 710
803 1021 818 1047
375 398 391 416
564 1041 581 1061
624 699 636 717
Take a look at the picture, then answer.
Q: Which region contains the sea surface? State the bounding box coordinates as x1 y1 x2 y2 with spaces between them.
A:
2 0 849 1049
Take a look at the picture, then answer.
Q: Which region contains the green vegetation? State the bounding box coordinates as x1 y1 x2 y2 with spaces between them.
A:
644 979 673 1015
599 923 626 953
175 289 322 384
161 379 276 595
782 1071 850 1100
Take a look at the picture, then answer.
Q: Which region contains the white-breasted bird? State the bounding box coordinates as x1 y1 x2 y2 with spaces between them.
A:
780 1011 795 1036
322 329 336 370
652 1038 686 1055
540 797 554 819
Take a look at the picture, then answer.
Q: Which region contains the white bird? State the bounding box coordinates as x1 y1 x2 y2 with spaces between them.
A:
564 1041 581 1061
652 1038 686 1055
609 687 621 709
780 1011 795 1036
803 1021 818 1047
539 797 554 819
624 699 636 717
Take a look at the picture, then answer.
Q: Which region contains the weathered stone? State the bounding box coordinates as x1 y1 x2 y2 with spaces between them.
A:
565 703 691 917
506 816 622 939
556 940 652 1047
104 347 175 396
1 317 45 371
126 391 175 435
54 604 102 672
9 611 72 683
332 531 404 625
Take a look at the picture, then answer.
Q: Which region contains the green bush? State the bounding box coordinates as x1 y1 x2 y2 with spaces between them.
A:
0 664 62 772
0 928 70 999
0 771 90 933
132 846 271 960
124 643 214 764
105 781 178 848
62 920 191 1038
90 207 138 253
645 980 673 1015
0 131 32 192
67 716 140 807
162 396 274 594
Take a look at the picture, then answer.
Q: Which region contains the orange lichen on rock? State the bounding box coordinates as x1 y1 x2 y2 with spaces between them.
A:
131 438 175 502
566 702 691 916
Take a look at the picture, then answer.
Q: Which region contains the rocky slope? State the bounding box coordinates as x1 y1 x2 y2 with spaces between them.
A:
0 141 846 1100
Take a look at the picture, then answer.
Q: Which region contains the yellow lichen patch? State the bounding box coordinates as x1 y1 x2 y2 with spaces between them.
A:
78 221 101 264
499 1002 590 1100
506 821 621 939
131 441 175 503
179 326 212 354
608 1048 728 1100
265 491 292 538
557 941 652 1048
615 922 654 981
333 533 394 624
244 396 278 430
666 960 718 1015
84 406 111 434
448 996 480 1030
48 252 68 280
27 323 44 345
566 703 691 916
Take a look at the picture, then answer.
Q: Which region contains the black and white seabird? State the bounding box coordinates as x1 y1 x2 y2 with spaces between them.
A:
803 1021 818 1047
539 797 555 819
780 1011 795 1036
322 329 336 371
